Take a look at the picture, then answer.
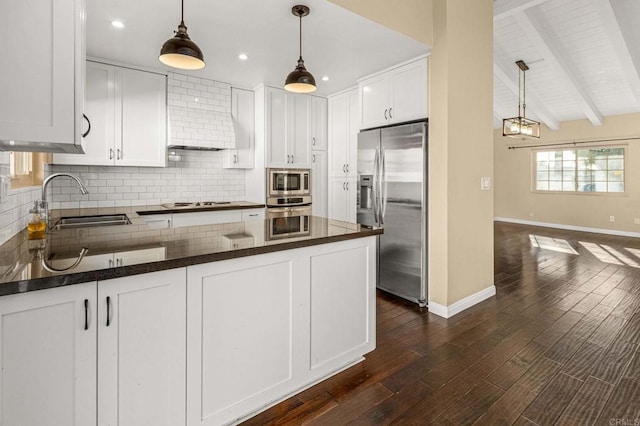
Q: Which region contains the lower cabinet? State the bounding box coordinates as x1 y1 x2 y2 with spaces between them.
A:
0 283 97 426
186 237 376 425
98 268 186 426
0 269 187 426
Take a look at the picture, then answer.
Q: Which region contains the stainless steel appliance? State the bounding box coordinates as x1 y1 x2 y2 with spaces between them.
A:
265 205 312 240
357 121 427 307
266 168 311 207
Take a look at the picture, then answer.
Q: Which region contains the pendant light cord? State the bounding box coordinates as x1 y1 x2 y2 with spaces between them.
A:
523 68 527 119
181 0 185 25
517 68 522 118
299 14 303 60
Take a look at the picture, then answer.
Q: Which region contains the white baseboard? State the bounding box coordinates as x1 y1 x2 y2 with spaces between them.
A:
428 285 496 319
494 217 640 238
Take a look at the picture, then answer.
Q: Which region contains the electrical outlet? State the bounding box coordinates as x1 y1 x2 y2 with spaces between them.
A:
610 216 615 222
480 177 491 191
634 218 640 225
529 212 535 217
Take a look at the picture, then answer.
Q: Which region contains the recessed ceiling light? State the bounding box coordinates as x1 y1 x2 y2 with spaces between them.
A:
111 20 125 29
238 53 248 61
322 76 329 81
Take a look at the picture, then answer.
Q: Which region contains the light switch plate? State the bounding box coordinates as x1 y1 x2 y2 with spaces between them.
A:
481 177 491 191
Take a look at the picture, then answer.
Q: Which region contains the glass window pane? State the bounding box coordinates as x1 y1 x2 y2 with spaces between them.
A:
550 170 563 181
577 170 592 180
594 182 607 192
578 182 595 192
608 148 624 156
608 182 624 192
562 181 575 191
536 151 549 162
608 171 624 182
549 181 562 191
608 159 623 170
536 181 549 191
537 161 549 171
593 159 607 169
594 171 607 181
563 160 575 170
537 172 548 181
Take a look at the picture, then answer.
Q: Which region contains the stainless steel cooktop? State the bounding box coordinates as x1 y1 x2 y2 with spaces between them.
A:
161 201 232 209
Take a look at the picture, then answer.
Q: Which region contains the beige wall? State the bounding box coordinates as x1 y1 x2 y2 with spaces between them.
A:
329 0 495 308
328 0 433 45
495 113 640 233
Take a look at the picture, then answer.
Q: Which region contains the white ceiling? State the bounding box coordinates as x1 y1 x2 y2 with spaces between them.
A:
89 0 640 129
86 0 429 97
494 0 640 129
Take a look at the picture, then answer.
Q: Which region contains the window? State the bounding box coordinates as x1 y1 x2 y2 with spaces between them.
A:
534 147 625 193
9 152 48 189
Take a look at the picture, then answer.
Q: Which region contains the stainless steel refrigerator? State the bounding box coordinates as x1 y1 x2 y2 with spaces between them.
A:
357 121 427 307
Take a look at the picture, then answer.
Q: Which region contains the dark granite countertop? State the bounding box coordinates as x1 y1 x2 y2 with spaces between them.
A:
136 201 265 215
0 205 382 296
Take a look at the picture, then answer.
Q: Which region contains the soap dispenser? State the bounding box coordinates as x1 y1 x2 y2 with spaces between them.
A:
27 201 46 240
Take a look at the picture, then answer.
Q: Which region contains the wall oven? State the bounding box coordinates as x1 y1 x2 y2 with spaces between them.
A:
266 168 311 207
265 205 312 240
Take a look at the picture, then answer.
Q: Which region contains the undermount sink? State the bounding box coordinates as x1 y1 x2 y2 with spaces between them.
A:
53 214 132 230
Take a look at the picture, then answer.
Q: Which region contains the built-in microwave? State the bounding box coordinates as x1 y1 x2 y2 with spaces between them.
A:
266 168 311 207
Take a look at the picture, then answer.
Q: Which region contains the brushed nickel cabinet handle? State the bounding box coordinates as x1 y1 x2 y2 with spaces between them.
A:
384 109 388 120
84 299 89 330
389 107 393 119
109 149 114 160
117 149 121 160
106 296 111 327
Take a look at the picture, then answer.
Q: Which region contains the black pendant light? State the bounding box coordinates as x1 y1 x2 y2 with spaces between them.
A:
159 0 205 70
284 5 317 93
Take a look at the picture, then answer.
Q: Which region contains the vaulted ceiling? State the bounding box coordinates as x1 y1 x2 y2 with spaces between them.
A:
493 0 640 129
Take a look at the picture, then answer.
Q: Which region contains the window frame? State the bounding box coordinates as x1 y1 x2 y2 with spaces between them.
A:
531 145 627 196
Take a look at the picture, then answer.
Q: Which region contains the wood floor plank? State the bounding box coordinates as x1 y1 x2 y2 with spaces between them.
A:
622 351 640 383
515 356 563 394
472 384 537 425
521 372 583 425
591 340 638 384
486 341 548 390
571 292 605 315
439 380 504 425
555 376 614 425
271 392 338 425
562 341 606 381
597 378 640 424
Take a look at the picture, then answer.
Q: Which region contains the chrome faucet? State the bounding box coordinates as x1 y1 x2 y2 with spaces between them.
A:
40 173 90 224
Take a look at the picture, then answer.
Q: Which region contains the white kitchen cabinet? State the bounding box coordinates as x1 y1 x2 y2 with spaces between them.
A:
241 208 265 221
0 0 85 153
171 210 242 228
359 56 427 130
312 150 328 217
328 88 359 179
310 96 328 151
224 88 255 169
265 87 312 169
310 242 375 371
97 268 186 426
328 178 357 222
0 282 97 426
54 62 167 167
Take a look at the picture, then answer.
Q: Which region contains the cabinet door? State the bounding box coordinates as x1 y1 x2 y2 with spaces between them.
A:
266 87 289 167
290 93 311 168
310 240 375 371
312 151 327 218
328 179 349 222
390 58 428 124
0 282 97 426
171 210 242 228
54 61 115 165
98 268 186 426
310 96 327 151
224 88 255 169
186 253 306 426
328 94 349 178
117 67 167 167
359 74 389 130
347 89 360 178
0 0 84 152
47 252 114 273
115 247 166 266
346 177 358 223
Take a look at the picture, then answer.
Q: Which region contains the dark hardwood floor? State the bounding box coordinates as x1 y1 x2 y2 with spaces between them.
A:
242 221 640 425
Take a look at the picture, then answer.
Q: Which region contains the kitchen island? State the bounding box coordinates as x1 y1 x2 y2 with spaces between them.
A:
0 207 381 426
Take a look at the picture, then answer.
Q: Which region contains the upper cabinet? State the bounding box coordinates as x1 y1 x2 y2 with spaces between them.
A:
265 86 317 169
328 88 359 179
359 56 428 130
224 88 255 169
54 61 167 167
0 0 86 153
310 96 328 151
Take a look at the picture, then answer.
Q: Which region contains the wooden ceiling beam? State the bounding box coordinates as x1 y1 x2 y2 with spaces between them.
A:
514 8 603 126
596 0 640 108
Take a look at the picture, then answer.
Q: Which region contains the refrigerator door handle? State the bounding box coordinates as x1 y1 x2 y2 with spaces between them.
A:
372 147 380 224
381 147 388 221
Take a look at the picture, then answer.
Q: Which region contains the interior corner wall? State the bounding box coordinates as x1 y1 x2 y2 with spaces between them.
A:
429 0 494 306
327 0 433 46
495 112 640 233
